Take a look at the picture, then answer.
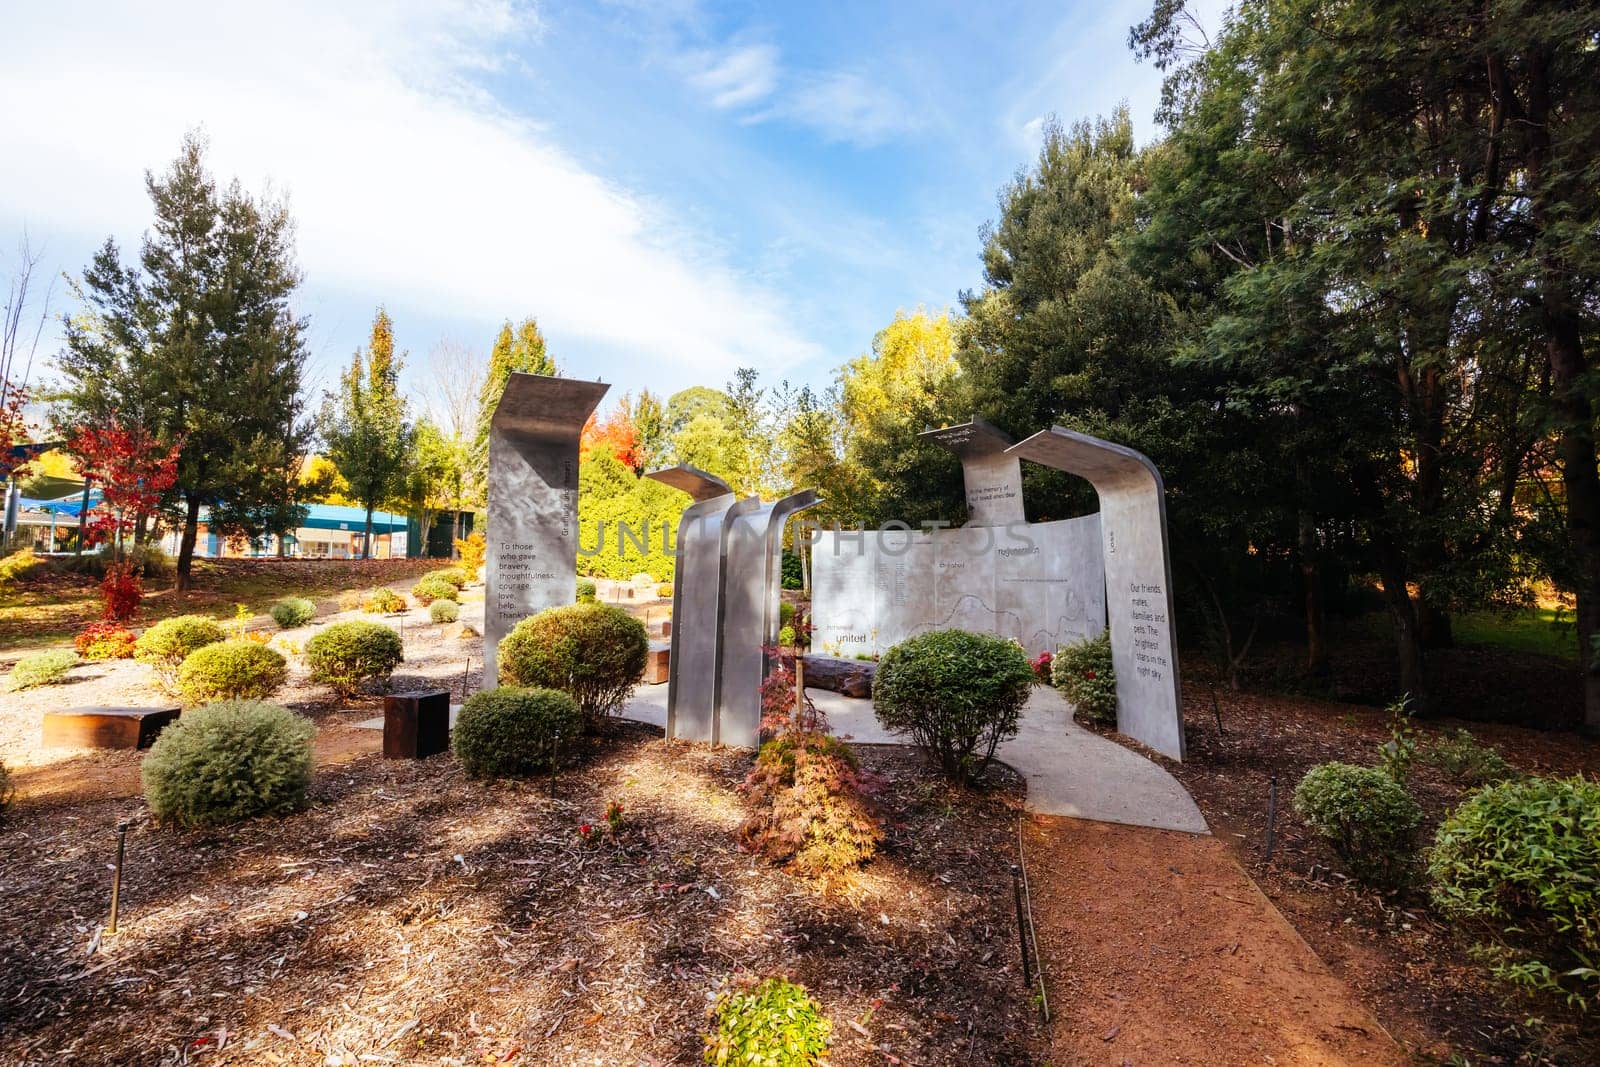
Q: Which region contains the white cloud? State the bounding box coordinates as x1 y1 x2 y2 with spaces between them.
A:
0 0 824 384
777 71 913 147
687 43 780 110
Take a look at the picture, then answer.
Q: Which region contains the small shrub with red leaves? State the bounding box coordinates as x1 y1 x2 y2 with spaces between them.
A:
100 560 143 622
75 622 137 661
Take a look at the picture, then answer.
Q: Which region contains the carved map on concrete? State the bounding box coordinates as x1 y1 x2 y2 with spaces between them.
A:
1008 427 1184 760
809 517 1105 660
484 373 609 684
644 465 735 744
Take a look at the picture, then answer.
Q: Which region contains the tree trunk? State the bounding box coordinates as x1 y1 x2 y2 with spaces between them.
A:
1418 601 1455 650
363 504 375 560
1298 507 1328 677
176 494 202 592
1375 530 1429 714
1547 318 1600 736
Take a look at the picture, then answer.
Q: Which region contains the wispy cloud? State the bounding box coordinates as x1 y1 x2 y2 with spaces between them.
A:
0 0 824 384
687 43 780 109
778 71 914 147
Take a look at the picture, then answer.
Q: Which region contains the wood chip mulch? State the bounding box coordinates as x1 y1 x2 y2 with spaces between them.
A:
0 722 1046 1065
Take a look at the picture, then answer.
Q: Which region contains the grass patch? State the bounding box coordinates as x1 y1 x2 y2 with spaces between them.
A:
0 557 438 653
1454 605 1579 662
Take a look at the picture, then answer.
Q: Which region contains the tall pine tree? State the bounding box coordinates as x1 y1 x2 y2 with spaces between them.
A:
320 309 413 558
56 132 310 589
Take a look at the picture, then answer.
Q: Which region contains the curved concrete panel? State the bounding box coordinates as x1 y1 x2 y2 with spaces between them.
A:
645 465 736 742
484 373 609 684
717 490 820 747
1007 426 1184 760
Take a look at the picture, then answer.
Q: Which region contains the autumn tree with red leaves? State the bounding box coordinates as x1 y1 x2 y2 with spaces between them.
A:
580 394 641 472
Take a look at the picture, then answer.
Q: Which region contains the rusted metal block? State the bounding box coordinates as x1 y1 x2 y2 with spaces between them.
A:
384 689 451 759
42 706 181 750
643 642 670 685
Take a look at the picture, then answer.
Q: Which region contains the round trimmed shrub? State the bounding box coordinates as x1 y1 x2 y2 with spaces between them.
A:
656 582 673 598
872 629 1033 784
135 614 227 681
427 567 468 589
703 976 831 1066
176 641 289 704
6 649 78 691
430 598 460 624
140 700 314 827
75 622 137 661
305 620 404 698
452 687 582 778
410 576 459 605
1052 630 1116 724
1428 776 1599 1001
270 597 317 629
362 588 407 614
1293 762 1421 890
777 624 797 647
498 603 647 728
575 577 598 603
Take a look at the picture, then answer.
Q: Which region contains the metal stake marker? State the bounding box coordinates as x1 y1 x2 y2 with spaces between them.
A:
1010 864 1032 989
108 820 131 934
1264 775 1279 863
462 658 471 701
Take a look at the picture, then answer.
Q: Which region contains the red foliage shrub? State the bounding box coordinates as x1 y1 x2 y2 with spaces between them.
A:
1031 649 1053 683
75 622 138 660
100 562 143 622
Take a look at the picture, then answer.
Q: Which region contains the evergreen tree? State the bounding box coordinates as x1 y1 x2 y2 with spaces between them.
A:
320 309 413 558
475 317 556 450
56 132 310 589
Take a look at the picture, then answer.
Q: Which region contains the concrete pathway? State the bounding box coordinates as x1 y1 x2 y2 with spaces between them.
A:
359 683 1207 834
617 683 1208 834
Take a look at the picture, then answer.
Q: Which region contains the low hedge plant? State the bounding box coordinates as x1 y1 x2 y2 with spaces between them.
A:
1293 761 1421 891
6 649 77 691
430 598 460 623
141 700 314 827
270 597 317 629
305 620 404 698
703 976 830 1066
411 576 459 605
135 614 227 683
497 603 647 729
452 687 582 778
1051 630 1116 724
176 641 289 704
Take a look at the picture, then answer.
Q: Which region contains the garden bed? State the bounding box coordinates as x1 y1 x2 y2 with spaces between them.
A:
1160 668 1600 1063
0 723 1046 1065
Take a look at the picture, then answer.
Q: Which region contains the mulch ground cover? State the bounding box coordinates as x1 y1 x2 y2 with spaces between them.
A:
0 722 1046 1065
1154 661 1600 1064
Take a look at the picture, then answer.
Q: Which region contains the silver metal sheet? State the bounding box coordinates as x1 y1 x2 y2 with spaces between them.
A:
645 466 737 742
1007 427 1184 760
484 373 609 684
717 490 819 748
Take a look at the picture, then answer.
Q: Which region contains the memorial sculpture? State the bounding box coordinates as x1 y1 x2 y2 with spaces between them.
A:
810 418 1104 661
809 417 1184 760
644 465 737 743
1008 426 1184 759
484 372 609 685
647 466 820 747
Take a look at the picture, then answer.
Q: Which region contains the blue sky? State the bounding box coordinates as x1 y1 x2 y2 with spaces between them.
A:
0 0 1221 419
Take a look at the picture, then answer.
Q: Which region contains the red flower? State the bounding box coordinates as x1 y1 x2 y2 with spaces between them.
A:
1084 670 1096 680
578 823 592 835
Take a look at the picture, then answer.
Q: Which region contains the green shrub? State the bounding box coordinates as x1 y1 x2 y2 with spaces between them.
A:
1424 729 1515 785
6 649 78 691
135 614 228 682
739 732 882 876
305 620 404 698
872 630 1033 784
0 759 13 816
779 601 796 628
1051 630 1116 724
452 687 582 778
777 625 797 646
427 567 468 588
498 603 647 728
337 589 364 612
576 577 597 603
176 641 289 704
1428 776 1600 1007
125 543 174 578
430 598 460 623
270 597 317 629
1293 762 1421 890
704 976 830 1066
410 576 459 605
141 700 314 827
75 622 137 660
362 588 407 613
657 582 673 598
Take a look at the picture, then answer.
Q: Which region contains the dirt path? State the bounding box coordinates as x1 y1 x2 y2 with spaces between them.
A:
1025 815 1403 1066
